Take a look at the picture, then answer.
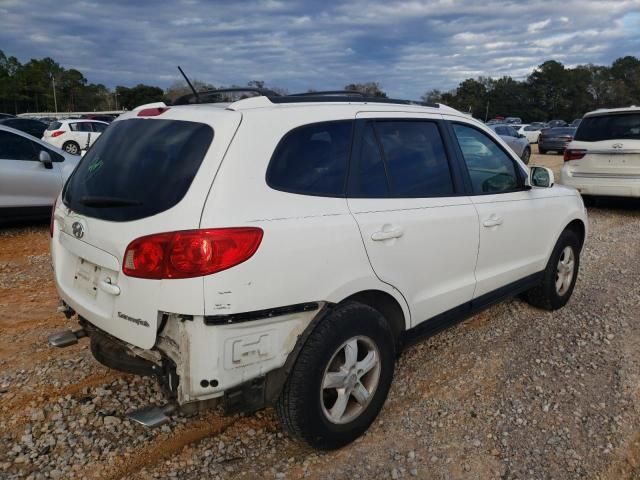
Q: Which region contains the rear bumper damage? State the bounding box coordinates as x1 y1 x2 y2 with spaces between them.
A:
49 301 326 418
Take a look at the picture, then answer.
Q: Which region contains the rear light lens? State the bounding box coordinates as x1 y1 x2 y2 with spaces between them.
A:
50 196 59 237
564 149 587 162
137 107 170 117
123 228 263 279
51 130 65 137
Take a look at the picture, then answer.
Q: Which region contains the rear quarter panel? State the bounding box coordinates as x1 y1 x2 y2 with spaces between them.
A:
199 106 411 325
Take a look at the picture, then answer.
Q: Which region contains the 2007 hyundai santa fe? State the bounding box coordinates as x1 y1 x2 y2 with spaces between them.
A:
49 90 588 449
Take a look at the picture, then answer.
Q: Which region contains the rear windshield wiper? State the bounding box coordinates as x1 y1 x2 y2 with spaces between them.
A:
79 196 143 207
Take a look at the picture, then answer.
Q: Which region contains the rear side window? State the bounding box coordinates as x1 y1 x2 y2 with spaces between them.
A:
47 122 62 131
575 113 640 141
267 121 352 197
374 121 454 197
63 119 213 222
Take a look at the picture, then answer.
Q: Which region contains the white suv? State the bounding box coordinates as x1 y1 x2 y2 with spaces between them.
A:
49 90 588 449
562 106 640 198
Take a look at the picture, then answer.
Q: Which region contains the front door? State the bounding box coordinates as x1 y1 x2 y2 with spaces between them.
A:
0 130 63 209
347 115 479 325
448 120 549 297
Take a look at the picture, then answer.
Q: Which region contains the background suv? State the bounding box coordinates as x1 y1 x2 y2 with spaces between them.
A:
50 91 587 449
562 106 640 198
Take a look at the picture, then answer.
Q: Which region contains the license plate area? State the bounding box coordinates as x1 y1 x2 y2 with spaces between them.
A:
74 258 101 299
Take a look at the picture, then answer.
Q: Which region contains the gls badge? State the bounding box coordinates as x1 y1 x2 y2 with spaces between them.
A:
71 221 84 239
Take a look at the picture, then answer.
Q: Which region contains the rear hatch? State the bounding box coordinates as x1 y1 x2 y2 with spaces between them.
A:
52 109 242 348
566 112 640 178
43 121 63 140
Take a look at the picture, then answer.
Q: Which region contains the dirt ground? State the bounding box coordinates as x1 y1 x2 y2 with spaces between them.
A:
1 147 640 479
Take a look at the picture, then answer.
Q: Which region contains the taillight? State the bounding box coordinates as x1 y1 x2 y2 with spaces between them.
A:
51 130 65 137
50 196 59 237
123 228 263 279
137 107 170 117
564 149 586 162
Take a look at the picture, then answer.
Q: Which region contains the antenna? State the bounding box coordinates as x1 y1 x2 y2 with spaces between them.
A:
177 66 200 104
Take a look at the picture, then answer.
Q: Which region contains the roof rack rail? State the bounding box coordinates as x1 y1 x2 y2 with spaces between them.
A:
288 90 366 97
173 88 281 105
269 95 439 108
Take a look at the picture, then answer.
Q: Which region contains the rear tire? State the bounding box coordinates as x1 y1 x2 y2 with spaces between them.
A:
63 141 80 155
276 301 395 450
524 230 580 311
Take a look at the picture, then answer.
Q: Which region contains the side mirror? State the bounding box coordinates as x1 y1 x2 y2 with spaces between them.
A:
530 166 554 188
39 150 53 169
518 133 525 139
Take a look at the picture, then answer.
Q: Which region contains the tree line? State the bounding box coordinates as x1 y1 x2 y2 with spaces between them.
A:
421 56 640 122
1 48 638 122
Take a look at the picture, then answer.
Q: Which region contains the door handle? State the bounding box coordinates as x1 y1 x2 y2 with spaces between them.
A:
98 277 120 296
483 216 504 228
371 227 404 241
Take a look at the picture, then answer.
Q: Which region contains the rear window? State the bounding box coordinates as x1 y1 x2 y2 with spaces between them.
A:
266 120 352 197
47 122 62 130
575 113 640 142
548 128 576 136
63 118 214 222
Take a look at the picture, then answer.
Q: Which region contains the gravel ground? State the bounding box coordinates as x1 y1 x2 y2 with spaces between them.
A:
1 149 640 479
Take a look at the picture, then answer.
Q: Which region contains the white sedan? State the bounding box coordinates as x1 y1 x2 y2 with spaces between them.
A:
0 125 79 222
42 119 109 155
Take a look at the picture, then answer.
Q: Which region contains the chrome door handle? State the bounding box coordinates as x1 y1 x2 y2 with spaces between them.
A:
371 228 404 241
99 277 121 296
483 216 504 228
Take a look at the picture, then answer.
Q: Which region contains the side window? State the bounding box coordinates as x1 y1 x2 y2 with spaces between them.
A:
92 122 107 133
495 126 508 136
0 131 38 160
69 123 79 132
0 131 38 161
266 120 352 196
349 123 389 197
452 123 522 195
374 121 454 197
507 127 519 137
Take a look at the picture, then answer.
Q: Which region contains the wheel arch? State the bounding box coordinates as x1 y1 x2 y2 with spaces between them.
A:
342 289 407 343
564 218 587 251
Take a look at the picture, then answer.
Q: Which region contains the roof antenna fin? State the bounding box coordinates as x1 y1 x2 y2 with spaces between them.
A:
177 66 200 104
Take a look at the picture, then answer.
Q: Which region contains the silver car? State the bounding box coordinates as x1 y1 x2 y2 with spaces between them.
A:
489 124 531 164
0 125 79 223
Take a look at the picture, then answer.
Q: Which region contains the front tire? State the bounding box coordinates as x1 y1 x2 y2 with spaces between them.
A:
521 147 531 164
276 301 395 449
524 229 580 310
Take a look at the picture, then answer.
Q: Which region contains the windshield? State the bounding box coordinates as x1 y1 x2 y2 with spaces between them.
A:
63 118 214 222
575 113 640 142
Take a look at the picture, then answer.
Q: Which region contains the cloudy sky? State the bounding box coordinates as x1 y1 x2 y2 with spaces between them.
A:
1 0 639 98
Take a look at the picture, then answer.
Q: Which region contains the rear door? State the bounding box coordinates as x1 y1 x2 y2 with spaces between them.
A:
52 111 242 349
347 113 479 325
568 112 640 178
0 129 63 209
